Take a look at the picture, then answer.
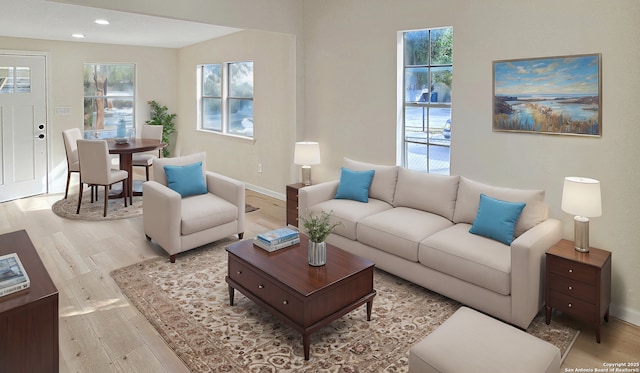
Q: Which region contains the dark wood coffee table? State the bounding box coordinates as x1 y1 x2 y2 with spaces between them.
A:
225 234 376 360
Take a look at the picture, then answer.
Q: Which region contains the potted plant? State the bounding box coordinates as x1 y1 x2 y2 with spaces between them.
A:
145 100 176 157
300 210 341 266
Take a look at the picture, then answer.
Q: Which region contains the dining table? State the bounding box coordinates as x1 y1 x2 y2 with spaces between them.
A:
107 138 167 199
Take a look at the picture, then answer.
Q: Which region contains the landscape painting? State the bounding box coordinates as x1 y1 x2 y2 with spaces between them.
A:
493 54 601 136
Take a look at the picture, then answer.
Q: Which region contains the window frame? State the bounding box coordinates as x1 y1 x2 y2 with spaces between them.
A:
400 27 453 175
197 61 254 139
82 63 136 139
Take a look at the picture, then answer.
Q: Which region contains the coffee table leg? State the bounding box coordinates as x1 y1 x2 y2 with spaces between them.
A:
303 334 310 360
366 299 374 321
228 285 235 306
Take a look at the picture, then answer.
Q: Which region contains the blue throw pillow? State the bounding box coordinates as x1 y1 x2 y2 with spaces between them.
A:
469 194 526 245
163 162 208 198
334 167 375 203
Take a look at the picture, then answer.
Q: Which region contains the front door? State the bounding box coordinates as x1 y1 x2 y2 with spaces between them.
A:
0 54 48 202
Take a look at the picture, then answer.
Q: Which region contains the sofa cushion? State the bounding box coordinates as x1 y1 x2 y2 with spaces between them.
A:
420 224 512 295
469 194 526 245
453 177 546 237
307 198 392 240
335 167 375 202
181 193 238 236
163 161 208 198
358 207 454 262
393 168 459 221
343 158 399 205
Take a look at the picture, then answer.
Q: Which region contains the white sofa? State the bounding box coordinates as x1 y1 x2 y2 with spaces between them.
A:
299 158 562 329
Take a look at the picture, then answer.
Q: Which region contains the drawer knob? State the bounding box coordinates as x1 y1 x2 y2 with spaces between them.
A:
568 286 573 291
568 269 573 273
568 303 572 308
258 284 264 289
236 270 242 275
283 300 289 305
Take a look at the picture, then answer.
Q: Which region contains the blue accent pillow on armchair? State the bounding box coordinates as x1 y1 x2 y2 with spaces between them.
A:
469 194 526 245
163 162 208 198
334 167 375 202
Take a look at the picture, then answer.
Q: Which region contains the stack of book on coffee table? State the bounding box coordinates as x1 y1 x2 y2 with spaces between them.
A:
254 227 300 252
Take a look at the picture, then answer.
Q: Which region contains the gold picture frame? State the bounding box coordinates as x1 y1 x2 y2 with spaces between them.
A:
493 53 602 137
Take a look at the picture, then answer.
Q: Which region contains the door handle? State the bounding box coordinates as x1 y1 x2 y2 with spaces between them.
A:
36 134 45 139
38 124 45 130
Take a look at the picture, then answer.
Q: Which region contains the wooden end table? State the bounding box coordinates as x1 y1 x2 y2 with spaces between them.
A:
286 183 306 227
0 230 59 372
225 234 376 360
545 239 611 343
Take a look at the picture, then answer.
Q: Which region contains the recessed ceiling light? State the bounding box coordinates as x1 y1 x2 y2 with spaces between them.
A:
72 34 85 39
94 19 109 25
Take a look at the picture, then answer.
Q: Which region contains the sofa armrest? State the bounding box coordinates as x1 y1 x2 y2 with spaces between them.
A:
143 180 182 255
298 180 339 215
206 171 245 233
510 218 562 328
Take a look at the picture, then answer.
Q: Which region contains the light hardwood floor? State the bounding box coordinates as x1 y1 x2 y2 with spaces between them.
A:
0 187 638 372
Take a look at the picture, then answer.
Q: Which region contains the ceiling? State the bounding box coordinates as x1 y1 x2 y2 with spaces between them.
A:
0 0 241 48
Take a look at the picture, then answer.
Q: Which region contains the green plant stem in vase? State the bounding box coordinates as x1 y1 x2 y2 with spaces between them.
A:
300 210 341 266
300 210 341 243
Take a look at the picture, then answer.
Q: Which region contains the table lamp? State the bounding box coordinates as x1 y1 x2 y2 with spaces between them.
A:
561 177 602 253
294 142 321 185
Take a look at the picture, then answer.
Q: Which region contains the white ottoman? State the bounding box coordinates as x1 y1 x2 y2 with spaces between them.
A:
409 307 561 373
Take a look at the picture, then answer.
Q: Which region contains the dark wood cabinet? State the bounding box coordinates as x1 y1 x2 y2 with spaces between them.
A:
0 230 59 372
545 239 611 343
286 183 306 227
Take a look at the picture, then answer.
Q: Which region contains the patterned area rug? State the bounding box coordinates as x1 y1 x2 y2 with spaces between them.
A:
53 192 258 221
52 192 143 221
111 239 579 372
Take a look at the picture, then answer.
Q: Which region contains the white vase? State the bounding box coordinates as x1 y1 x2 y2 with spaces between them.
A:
308 241 326 266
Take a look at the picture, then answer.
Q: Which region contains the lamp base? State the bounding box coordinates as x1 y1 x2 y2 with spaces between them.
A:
301 166 312 186
574 216 590 253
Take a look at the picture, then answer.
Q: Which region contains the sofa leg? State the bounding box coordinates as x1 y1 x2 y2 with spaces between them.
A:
170 254 176 263
238 232 244 239
145 234 151 241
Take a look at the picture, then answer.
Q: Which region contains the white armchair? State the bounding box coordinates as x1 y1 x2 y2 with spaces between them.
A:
143 152 245 262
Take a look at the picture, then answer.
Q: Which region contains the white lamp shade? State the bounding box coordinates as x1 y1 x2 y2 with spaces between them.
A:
561 177 602 217
294 142 321 166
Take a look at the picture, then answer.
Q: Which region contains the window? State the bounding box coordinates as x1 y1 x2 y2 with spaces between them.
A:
401 27 452 175
83 63 135 139
198 61 254 138
0 66 31 94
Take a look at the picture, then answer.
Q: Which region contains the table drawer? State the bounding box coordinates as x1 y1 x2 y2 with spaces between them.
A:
549 272 596 303
548 290 596 322
548 255 597 284
228 258 303 323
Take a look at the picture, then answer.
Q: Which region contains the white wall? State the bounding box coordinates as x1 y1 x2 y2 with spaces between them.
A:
452 0 640 325
176 30 297 196
301 0 640 325
0 36 178 193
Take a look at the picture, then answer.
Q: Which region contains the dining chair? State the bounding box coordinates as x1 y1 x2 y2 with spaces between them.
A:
76 139 130 217
132 124 163 180
62 128 82 199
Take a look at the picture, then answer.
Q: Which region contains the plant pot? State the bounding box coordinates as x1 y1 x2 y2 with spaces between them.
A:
308 241 326 266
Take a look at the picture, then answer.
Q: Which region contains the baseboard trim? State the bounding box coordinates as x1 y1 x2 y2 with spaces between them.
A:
610 303 640 327
245 183 285 201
